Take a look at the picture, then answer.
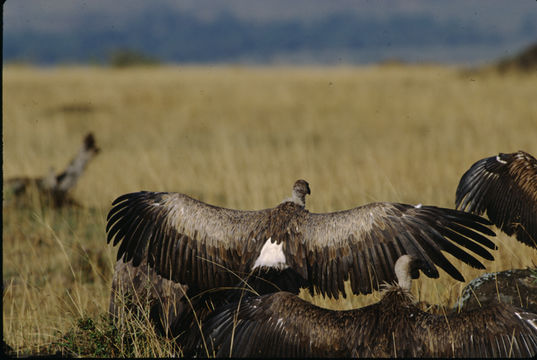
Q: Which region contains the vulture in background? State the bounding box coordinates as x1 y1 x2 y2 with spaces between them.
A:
456 150 537 248
6 132 100 207
107 179 496 304
187 255 537 358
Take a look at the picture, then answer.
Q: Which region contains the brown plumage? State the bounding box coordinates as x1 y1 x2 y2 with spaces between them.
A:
107 180 496 300
456 150 537 248
189 255 537 358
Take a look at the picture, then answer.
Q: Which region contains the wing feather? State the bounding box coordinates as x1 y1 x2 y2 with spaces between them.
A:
294 203 495 296
107 191 272 289
108 209 136 247
398 228 440 278
456 151 537 248
439 227 494 261
410 226 467 279
372 243 391 286
348 241 360 293
106 205 130 235
190 292 352 357
320 253 329 297
421 303 537 357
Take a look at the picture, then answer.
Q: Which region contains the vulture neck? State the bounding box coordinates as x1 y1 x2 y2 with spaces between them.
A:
380 255 416 306
394 255 414 293
284 190 306 207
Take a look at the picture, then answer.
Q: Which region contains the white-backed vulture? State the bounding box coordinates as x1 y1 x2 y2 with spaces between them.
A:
456 150 537 248
107 180 496 300
189 255 537 358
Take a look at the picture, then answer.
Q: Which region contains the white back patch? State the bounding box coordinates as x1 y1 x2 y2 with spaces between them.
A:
252 237 288 270
414 203 422 209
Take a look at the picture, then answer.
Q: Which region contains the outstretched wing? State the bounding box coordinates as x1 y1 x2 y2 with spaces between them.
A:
188 292 342 358
421 303 537 357
456 151 537 248
288 202 496 298
107 191 272 290
193 293 537 358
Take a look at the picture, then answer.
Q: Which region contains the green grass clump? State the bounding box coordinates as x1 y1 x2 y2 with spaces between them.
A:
26 312 181 358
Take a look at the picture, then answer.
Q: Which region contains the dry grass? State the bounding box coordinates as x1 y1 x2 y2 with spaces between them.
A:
3 64 537 355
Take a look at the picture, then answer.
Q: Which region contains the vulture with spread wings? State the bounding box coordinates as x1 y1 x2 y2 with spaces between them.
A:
107 179 496 300
456 150 537 248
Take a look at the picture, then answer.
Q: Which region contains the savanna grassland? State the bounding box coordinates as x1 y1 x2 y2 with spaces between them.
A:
3 64 537 356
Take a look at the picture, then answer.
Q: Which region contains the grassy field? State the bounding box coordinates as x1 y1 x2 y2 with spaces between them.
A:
3 64 537 356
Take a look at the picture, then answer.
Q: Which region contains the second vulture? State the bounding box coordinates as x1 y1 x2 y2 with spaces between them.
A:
456 150 537 248
187 255 537 358
107 179 496 301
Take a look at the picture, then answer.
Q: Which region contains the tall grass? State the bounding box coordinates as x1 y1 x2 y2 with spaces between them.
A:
3 64 536 355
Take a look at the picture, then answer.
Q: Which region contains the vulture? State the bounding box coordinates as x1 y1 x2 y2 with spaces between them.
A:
6 132 100 207
456 150 537 248
188 255 537 358
106 179 496 302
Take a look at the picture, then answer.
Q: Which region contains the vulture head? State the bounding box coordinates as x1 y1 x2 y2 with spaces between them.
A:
287 179 311 207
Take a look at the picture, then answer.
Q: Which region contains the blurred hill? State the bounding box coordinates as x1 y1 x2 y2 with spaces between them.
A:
4 0 537 65
495 43 537 73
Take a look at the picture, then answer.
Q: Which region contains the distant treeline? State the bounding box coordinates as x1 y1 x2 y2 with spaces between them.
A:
4 4 537 65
